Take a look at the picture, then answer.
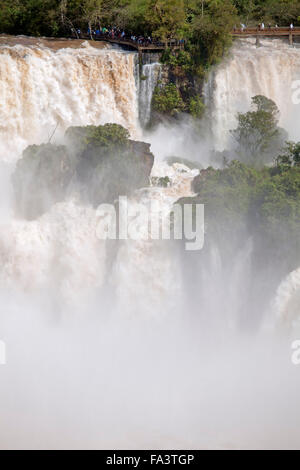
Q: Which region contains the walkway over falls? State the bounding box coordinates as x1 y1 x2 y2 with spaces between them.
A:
82 28 300 52
81 35 181 52
232 27 300 44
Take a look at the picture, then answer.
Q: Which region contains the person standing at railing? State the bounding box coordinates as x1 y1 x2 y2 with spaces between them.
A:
290 23 294 30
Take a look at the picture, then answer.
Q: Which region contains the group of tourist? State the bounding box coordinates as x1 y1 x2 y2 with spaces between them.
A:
74 26 155 46
258 22 294 30
72 26 186 47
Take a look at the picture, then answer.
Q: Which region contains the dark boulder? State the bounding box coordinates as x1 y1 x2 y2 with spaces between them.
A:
12 143 74 219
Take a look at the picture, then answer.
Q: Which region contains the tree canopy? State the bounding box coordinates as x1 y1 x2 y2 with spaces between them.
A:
230 95 287 167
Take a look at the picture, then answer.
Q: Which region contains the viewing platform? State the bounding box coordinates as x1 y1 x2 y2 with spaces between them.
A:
81 27 300 52
81 35 181 53
232 27 300 45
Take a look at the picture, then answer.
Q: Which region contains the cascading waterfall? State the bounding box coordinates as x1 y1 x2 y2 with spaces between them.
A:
111 162 198 316
0 40 140 162
0 39 190 311
0 37 299 319
1 36 300 450
205 38 300 151
138 58 162 127
0 162 197 309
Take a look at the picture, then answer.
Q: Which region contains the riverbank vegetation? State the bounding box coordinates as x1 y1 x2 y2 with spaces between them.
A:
1 1 300 69
2 1 299 120
178 154 300 319
178 93 300 293
230 95 288 167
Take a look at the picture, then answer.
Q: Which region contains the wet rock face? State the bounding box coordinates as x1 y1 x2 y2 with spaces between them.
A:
130 140 154 181
12 143 74 219
76 138 154 208
12 124 154 219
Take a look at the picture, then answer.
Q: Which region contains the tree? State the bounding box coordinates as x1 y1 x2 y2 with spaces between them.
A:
262 0 300 25
81 0 102 38
152 83 185 116
190 0 238 68
59 0 79 37
187 158 300 283
109 0 149 33
13 124 154 217
231 95 286 167
233 0 258 23
0 0 61 37
276 142 300 168
145 0 187 44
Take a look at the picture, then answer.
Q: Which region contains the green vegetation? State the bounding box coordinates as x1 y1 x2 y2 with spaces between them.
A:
152 82 204 119
233 0 300 25
0 0 61 37
65 123 130 153
1 1 299 62
145 0 187 44
188 96 205 118
193 159 300 231
151 176 171 187
12 124 154 219
2 1 299 121
186 0 238 71
190 95 300 274
180 156 300 279
160 48 193 72
152 83 185 116
2 2 296 64
174 96 300 286
230 95 287 167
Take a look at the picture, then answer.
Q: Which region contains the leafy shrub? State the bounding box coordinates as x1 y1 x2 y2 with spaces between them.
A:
189 96 205 119
152 83 185 116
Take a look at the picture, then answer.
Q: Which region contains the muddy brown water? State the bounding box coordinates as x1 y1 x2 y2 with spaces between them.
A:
0 34 108 51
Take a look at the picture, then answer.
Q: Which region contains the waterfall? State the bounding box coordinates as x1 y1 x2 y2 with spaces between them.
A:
1 36 300 320
0 39 192 308
205 38 300 151
138 58 162 128
273 267 300 327
1 36 300 450
0 40 140 162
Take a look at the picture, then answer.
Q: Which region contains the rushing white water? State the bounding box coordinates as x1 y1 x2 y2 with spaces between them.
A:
0 40 140 161
139 62 162 127
274 268 300 328
0 36 299 324
0 38 196 310
0 162 197 310
205 38 300 150
1 37 300 449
